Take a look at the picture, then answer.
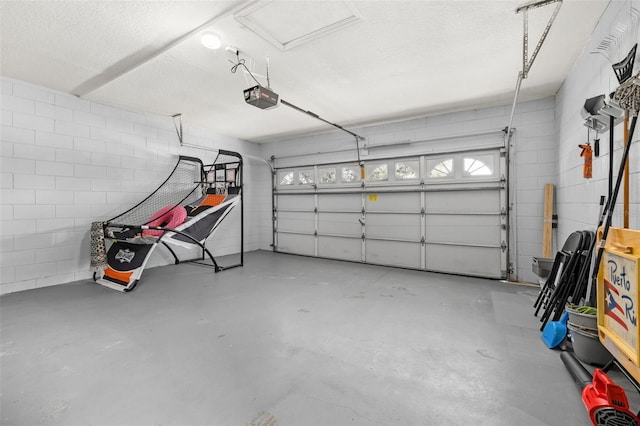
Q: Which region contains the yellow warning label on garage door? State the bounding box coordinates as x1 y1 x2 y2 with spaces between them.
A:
368 194 378 201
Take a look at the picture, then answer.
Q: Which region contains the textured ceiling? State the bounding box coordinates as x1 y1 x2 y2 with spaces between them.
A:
0 0 610 143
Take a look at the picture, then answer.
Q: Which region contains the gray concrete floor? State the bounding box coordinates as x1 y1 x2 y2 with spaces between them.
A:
0 250 621 425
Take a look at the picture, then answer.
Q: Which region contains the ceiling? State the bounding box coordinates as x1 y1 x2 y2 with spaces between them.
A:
1 0 610 143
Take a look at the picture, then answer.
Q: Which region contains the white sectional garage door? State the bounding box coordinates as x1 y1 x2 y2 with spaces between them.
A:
274 148 508 279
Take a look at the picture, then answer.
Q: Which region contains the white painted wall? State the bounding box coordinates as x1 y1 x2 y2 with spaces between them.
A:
261 97 558 283
0 78 272 295
555 0 640 245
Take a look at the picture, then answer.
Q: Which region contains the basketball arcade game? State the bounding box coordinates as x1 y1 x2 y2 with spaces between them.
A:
91 150 243 292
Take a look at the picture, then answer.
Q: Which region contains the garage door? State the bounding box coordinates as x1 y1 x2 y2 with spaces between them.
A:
273 148 507 279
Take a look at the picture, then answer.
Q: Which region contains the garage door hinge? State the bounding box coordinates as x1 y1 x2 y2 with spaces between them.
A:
420 207 425 216
314 207 318 213
501 241 507 252
420 236 425 245
361 207 366 215
500 208 507 218
362 233 365 240
314 231 318 236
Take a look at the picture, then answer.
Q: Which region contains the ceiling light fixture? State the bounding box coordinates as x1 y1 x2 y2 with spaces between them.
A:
200 32 222 50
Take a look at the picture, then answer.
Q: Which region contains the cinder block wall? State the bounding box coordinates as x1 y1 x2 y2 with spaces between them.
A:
0 78 271 294
261 97 558 283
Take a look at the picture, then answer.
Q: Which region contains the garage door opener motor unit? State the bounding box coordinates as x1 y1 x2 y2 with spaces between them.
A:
244 85 279 109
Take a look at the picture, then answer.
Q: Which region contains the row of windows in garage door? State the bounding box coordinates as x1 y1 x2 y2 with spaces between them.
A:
277 153 498 186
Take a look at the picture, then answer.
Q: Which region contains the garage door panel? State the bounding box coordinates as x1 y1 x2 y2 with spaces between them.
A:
277 233 315 256
367 213 421 240
425 190 499 214
366 192 420 212
278 195 315 211
318 194 361 211
426 214 500 245
318 236 361 261
366 240 421 269
425 244 501 278
277 211 314 234
274 148 506 279
318 212 361 237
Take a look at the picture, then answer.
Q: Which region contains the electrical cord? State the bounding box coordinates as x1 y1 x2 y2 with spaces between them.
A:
229 53 262 87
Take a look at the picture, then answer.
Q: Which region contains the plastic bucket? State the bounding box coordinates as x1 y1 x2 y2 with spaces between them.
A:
567 321 597 334
567 323 611 366
566 305 597 329
532 257 554 278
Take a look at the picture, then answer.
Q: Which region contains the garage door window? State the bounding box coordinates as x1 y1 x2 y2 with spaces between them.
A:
342 166 361 183
319 167 336 184
463 154 494 177
298 169 314 185
427 158 453 178
395 160 419 180
279 170 295 185
366 163 388 181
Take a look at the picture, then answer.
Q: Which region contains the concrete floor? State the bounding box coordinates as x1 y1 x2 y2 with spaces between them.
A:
0 250 621 425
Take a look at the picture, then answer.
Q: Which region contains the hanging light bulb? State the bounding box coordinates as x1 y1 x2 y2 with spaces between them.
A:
200 32 222 50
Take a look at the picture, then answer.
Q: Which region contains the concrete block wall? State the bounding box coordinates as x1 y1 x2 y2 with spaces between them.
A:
261 97 558 283
0 77 271 295
555 0 640 245
509 98 559 283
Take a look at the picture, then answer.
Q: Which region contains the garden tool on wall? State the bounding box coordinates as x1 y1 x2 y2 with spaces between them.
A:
580 93 625 188
579 143 593 179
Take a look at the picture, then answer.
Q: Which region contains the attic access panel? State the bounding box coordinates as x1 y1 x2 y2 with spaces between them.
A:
234 0 363 51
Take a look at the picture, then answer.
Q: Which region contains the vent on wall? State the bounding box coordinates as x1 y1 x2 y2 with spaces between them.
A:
234 0 363 51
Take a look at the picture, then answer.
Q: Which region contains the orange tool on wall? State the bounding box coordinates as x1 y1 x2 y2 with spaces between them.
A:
579 144 593 179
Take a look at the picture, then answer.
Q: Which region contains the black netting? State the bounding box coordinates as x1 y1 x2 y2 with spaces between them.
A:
108 157 205 226
214 151 242 168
